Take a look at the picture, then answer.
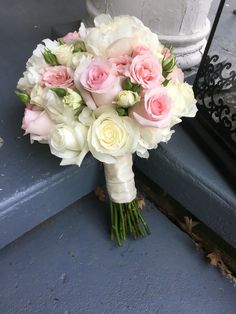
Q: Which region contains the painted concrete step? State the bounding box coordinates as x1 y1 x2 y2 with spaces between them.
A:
0 0 89 249
135 124 236 248
0 194 235 314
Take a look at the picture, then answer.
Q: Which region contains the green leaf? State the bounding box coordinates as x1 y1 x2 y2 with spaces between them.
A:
116 106 128 116
42 48 59 66
15 90 30 103
131 84 141 94
162 79 170 87
73 40 86 53
123 78 133 90
123 78 142 95
51 87 67 98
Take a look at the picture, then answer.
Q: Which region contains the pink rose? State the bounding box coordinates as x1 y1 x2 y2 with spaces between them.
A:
167 67 184 84
63 31 80 43
109 55 132 77
42 66 74 88
132 45 151 58
80 59 116 93
130 54 164 89
22 106 54 136
130 86 171 128
78 59 122 107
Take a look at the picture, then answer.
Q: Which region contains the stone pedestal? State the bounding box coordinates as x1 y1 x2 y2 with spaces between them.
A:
85 0 213 69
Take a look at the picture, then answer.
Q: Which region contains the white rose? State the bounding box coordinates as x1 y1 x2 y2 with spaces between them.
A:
136 127 174 158
49 122 88 166
116 90 140 108
88 109 140 163
53 44 74 65
63 88 83 110
166 82 198 118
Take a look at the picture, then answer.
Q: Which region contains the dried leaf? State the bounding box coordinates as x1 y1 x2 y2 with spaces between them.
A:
94 187 106 202
207 252 236 285
207 252 220 267
137 197 145 209
179 216 199 235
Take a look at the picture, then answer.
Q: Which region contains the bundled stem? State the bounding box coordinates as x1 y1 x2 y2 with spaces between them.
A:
110 199 150 246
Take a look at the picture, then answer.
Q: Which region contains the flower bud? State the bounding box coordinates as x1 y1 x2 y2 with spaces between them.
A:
15 90 30 103
42 48 59 66
162 54 176 73
116 90 140 108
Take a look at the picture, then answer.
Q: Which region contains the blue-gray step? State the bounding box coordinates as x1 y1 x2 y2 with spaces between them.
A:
0 0 89 249
1 0 235 252
0 194 235 314
135 124 236 249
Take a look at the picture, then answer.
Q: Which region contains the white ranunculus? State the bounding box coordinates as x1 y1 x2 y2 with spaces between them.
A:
53 44 74 65
45 90 75 124
83 14 162 57
136 127 174 158
63 89 83 110
166 82 198 118
88 109 140 163
49 122 88 166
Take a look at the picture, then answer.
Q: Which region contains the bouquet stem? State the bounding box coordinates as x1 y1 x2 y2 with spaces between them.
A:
104 154 150 246
110 200 150 246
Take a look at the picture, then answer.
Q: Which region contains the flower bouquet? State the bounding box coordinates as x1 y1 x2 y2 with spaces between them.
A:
16 15 197 246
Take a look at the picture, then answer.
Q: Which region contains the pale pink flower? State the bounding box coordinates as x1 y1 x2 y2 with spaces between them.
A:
130 54 164 89
63 31 80 43
77 58 122 107
80 59 116 93
109 55 132 77
130 86 171 128
42 66 74 88
167 67 184 84
132 45 151 58
22 106 54 136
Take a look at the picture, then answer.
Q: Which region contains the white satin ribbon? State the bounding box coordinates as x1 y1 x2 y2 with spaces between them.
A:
104 154 137 203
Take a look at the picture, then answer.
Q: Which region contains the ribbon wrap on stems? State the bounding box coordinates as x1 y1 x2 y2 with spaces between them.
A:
103 154 150 246
104 154 137 203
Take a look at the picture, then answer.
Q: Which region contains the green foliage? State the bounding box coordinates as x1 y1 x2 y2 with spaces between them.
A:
51 87 67 98
116 106 128 116
123 78 142 94
15 90 30 103
42 48 59 66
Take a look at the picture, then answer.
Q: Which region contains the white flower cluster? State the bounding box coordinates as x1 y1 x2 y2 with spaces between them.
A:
16 14 197 166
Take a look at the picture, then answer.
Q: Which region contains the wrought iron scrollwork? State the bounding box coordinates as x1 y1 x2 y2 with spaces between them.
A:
194 54 236 143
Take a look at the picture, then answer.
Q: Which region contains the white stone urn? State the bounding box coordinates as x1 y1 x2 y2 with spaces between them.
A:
85 0 213 69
